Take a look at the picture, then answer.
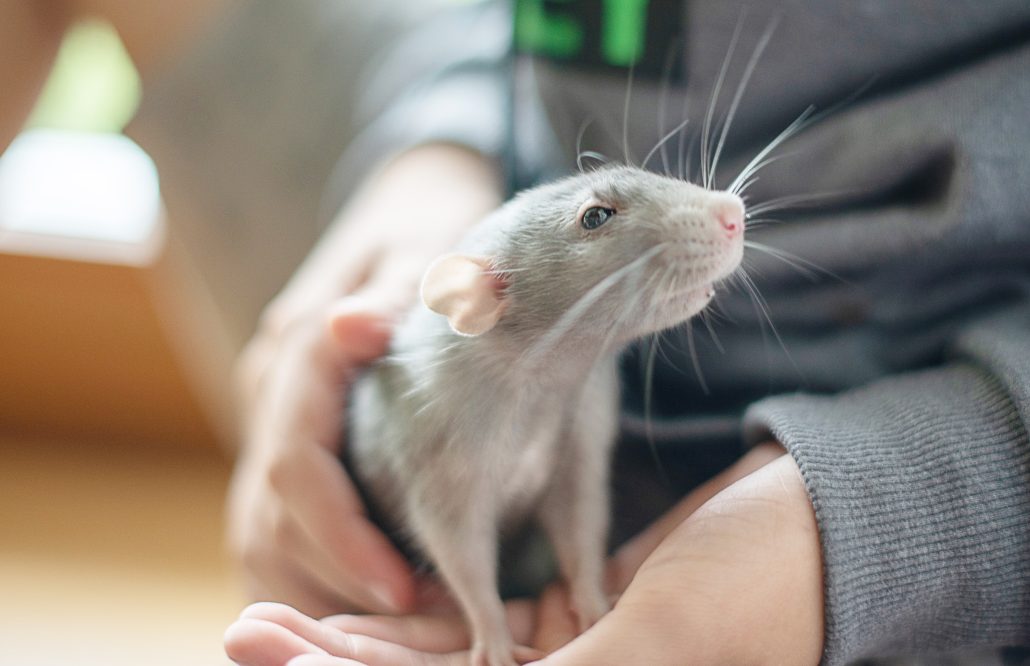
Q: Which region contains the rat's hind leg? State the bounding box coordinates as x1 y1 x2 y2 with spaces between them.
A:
410 501 516 666
538 365 619 632
537 453 611 633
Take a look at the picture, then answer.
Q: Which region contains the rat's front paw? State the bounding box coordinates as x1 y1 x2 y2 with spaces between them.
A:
571 584 611 633
470 639 518 666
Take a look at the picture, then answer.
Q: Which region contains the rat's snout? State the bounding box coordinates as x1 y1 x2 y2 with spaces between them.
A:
709 194 745 239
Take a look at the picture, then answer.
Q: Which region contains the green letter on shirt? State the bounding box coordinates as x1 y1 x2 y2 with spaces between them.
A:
602 0 649 67
515 0 583 59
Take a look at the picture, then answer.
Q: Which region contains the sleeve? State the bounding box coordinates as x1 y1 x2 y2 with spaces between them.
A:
743 307 1030 664
320 0 514 216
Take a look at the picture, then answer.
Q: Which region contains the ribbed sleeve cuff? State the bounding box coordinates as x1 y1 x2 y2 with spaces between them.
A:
744 363 1030 665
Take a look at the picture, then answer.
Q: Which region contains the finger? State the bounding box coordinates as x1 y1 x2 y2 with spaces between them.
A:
321 599 538 653
277 444 416 613
344 250 433 319
253 326 348 453
325 298 394 369
273 492 401 613
287 656 364 666
320 613 468 654
531 585 578 654
224 618 328 666
240 602 463 666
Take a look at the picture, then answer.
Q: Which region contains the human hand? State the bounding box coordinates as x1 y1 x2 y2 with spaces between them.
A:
530 451 824 666
226 145 501 617
224 444 823 665
227 301 414 617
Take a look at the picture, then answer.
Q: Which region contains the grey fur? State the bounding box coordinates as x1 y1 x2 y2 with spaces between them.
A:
348 165 743 666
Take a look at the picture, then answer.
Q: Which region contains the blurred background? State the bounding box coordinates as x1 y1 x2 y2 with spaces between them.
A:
0 1 438 663
1 12 241 666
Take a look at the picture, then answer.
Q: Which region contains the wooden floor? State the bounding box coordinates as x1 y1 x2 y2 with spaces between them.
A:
0 437 245 666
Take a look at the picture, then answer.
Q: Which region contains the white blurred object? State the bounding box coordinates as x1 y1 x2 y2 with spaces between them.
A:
0 129 163 264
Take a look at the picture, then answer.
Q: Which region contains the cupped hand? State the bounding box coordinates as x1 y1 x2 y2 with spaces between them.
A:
226 145 502 618
227 299 417 617
224 444 824 665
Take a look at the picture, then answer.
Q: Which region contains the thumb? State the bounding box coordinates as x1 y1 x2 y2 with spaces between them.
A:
326 253 433 366
325 296 395 367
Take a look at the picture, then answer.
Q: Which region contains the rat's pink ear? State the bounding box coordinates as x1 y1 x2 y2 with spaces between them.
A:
420 254 507 336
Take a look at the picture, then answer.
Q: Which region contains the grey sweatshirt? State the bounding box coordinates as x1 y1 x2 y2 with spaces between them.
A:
134 0 1030 663
335 1 1030 663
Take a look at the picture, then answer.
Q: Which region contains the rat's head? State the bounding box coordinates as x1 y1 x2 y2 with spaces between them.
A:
420 166 744 348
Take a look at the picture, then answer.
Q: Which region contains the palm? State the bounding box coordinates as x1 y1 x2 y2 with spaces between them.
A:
225 446 824 666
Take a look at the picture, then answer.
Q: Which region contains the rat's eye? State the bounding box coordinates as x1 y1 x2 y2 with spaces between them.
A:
581 206 615 230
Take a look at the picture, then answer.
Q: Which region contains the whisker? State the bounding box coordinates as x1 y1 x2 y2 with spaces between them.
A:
575 119 595 173
654 330 682 372
701 298 731 325
745 189 852 217
700 308 725 353
709 17 778 190
727 105 815 194
682 130 700 184
642 118 691 174
578 150 609 170
676 101 692 180
521 245 665 364
741 217 782 231
685 320 710 395
622 65 636 166
743 240 849 283
641 333 673 486
701 10 745 189
737 269 804 380
744 241 819 281
738 175 761 198
656 40 678 176
734 151 801 197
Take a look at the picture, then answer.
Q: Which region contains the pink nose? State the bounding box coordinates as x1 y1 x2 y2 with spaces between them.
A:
711 197 745 238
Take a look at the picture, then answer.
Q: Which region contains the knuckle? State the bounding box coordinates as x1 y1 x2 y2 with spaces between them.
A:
238 600 293 623
266 453 293 495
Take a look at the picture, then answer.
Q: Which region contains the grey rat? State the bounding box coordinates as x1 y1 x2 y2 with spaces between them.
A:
343 165 745 666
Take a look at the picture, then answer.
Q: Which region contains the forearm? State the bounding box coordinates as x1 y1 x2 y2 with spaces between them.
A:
610 441 786 589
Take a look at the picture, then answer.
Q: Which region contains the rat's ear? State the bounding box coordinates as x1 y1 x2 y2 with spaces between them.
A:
420 254 507 336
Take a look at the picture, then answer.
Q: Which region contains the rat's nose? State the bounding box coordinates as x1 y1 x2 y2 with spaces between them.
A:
710 195 745 238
